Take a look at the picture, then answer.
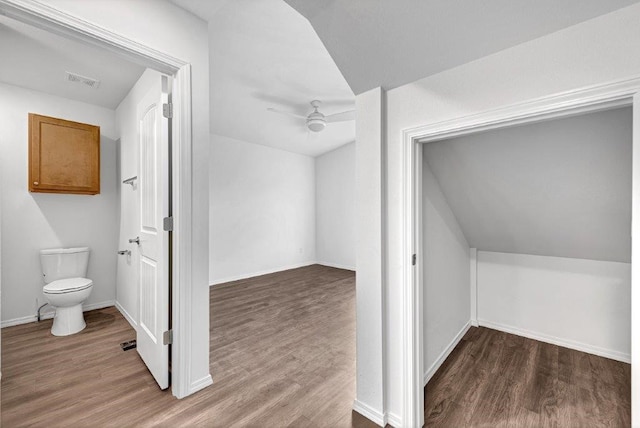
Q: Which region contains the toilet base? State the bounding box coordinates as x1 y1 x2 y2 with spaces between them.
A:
51 304 86 336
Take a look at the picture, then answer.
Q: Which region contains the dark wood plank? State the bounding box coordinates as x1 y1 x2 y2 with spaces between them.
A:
425 326 630 427
1 265 376 428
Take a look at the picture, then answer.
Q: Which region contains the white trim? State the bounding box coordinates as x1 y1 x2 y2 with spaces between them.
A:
115 301 137 330
632 92 640 428
423 321 472 386
0 0 183 73
387 412 402 428
478 319 630 364
469 248 478 327
402 75 640 428
1 300 115 328
209 261 317 286
189 374 213 395
413 76 639 145
381 90 389 428
315 261 356 271
0 0 200 400
353 399 387 427
172 64 195 398
400 114 423 428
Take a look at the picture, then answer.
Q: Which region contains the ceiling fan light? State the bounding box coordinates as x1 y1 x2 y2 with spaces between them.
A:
307 118 326 132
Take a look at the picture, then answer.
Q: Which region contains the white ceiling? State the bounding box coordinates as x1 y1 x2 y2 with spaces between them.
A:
168 0 232 21
0 14 145 109
285 0 640 94
423 107 632 263
171 0 355 157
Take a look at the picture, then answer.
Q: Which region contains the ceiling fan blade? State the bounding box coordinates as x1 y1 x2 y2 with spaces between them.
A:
325 109 355 123
267 107 306 119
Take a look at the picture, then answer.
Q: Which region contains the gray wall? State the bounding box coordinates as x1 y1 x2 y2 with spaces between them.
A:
422 155 470 382
424 107 632 263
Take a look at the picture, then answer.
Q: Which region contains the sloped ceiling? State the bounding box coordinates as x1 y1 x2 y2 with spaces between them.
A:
0 14 145 109
285 0 640 94
423 107 632 263
167 0 231 21
171 0 355 157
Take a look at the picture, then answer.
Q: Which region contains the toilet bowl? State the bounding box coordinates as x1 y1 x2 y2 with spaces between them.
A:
40 247 93 336
43 277 93 336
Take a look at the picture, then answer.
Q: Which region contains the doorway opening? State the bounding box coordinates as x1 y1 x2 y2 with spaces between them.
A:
401 81 640 427
421 105 631 426
0 3 196 419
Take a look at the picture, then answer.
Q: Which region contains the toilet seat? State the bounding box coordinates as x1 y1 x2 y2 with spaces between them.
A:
44 277 93 294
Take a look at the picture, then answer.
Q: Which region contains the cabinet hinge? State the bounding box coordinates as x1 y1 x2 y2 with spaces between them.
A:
163 329 173 345
163 216 173 231
162 103 173 119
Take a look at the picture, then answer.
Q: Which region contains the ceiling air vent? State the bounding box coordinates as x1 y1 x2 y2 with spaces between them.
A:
65 71 101 89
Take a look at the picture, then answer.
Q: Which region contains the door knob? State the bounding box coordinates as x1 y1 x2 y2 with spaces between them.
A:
117 250 131 256
129 237 140 245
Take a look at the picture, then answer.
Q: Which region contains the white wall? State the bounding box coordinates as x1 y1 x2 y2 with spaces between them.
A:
0 82 118 325
42 0 212 395
354 87 385 423
381 3 640 421
315 142 356 270
209 134 316 284
209 137 356 282
477 251 631 362
115 69 163 327
421 156 470 383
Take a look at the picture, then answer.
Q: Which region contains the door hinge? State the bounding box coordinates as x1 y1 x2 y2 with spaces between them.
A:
412 254 417 266
162 102 173 119
163 329 173 345
163 216 173 231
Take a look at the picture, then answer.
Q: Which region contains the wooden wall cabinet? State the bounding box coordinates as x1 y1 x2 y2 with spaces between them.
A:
29 113 100 195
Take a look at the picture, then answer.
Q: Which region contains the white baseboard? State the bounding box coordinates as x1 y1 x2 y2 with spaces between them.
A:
209 261 317 285
189 374 213 395
353 399 386 427
387 412 401 427
316 261 356 271
424 320 471 386
478 319 631 364
115 301 137 329
1 300 115 328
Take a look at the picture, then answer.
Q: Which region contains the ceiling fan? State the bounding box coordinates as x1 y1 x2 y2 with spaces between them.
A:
267 100 355 132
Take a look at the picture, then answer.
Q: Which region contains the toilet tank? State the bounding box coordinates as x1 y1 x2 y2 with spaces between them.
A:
40 247 90 284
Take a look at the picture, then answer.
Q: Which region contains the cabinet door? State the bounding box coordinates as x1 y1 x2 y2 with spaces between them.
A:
29 113 100 195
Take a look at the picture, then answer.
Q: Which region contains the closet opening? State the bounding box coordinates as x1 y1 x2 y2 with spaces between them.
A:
400 84 640 427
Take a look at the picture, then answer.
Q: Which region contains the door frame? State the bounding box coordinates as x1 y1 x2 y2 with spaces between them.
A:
0 0 197 399
401 75 640 427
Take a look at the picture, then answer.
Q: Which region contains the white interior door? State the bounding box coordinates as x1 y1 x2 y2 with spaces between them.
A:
135 75 170 389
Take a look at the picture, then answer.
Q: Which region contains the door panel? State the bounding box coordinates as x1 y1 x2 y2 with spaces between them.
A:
139 258 158 338
136 75 170 390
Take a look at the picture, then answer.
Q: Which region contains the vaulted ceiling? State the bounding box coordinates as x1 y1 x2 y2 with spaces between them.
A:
423 107 632 263
169 0 640 156
172 0 355 157
285 0 640 94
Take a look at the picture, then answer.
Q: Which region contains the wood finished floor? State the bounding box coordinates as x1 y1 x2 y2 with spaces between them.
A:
1 265 376 427
425 326 631 427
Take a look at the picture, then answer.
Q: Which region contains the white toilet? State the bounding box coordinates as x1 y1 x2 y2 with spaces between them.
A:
40 247 93 336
